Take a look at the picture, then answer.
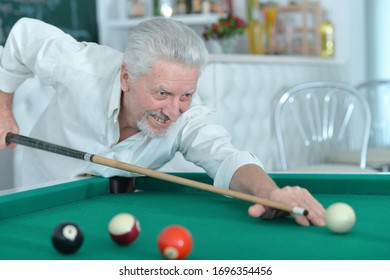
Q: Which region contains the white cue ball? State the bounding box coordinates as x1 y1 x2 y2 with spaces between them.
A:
325 202 356 234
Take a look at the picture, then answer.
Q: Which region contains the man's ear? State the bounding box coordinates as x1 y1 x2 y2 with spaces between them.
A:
120 64 130 92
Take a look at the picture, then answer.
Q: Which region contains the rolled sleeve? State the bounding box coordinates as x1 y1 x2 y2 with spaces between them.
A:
0 18 65 93
0 59 33 93
214 151 264 189
0 20 34 92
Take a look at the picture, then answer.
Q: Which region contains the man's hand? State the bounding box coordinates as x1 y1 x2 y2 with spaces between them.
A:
230 164 326 227
248 186 326 227
0 90 19 149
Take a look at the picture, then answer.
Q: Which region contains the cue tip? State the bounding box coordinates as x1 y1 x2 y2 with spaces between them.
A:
292 207 309 216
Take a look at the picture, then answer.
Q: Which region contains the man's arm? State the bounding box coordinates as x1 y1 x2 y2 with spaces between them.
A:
0 18 69 149
0 90 19 149
229 164 326 226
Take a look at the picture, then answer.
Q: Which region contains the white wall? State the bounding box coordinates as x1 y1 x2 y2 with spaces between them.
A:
345 0 367 85
367 0 390 80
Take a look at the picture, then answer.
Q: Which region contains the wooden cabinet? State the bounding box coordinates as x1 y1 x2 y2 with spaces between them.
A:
268 0 322 56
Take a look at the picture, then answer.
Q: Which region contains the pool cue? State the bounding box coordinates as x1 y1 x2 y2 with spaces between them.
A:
6 133 308 216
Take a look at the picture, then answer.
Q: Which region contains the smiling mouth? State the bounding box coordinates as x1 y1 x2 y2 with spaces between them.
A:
149 112 170 124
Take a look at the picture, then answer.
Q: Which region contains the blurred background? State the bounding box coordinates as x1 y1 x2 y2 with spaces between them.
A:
0 0 389 189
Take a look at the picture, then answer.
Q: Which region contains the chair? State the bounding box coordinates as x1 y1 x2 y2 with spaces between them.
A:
356 80 390 148
274 81 372 172
355 80 390 171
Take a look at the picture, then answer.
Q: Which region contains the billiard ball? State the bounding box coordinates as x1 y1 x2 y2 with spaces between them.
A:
108 213 141 245
51 222 84 254
157 225 193 260
325 202 356 234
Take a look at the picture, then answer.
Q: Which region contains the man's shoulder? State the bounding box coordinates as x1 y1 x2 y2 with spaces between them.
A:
82 42 123 62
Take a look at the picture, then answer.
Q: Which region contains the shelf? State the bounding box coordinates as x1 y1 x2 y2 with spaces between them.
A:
280 3 320 13
106 13 220 29
208 54 338 65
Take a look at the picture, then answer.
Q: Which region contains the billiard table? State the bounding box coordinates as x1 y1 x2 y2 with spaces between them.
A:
1 172 390 260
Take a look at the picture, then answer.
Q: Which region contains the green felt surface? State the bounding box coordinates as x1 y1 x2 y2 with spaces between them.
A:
0 173 390 260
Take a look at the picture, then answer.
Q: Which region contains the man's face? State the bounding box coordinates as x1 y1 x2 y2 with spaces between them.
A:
120 59 199 138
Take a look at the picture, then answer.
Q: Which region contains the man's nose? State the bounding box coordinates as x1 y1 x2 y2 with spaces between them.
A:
162 98 181 122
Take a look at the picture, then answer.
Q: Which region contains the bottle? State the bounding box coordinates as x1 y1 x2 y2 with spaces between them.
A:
247 0 265 54
153 0 160 16
321 10 335 57
202 0 210 14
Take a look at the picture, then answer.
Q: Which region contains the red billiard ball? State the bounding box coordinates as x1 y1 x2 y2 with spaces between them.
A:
157 225 193 260
108 213 141 245
51 222 84 254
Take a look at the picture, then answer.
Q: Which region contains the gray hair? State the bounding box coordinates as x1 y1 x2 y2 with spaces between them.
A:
123 17 209 81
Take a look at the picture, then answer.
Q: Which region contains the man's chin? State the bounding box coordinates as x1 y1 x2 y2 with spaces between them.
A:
137 118 170 138
141 127 169 138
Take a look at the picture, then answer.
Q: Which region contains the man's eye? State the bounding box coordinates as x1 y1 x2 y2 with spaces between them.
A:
180 93 193 101
159 91 166 96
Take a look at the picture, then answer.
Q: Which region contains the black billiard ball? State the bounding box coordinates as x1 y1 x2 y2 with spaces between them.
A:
51 222 84 254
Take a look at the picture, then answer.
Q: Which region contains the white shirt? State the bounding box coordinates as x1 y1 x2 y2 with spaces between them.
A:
0 18 263 188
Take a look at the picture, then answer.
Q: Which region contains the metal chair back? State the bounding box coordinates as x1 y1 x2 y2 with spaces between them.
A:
356 80 390 148
274 81 371 171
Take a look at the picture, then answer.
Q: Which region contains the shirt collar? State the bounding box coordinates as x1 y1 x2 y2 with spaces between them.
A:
108 70 122 121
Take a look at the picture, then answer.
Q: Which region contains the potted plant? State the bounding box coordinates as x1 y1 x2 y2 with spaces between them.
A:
203 15 247 53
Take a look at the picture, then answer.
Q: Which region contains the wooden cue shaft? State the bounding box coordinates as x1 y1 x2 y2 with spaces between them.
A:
6 133 308 216
93 155 306 214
